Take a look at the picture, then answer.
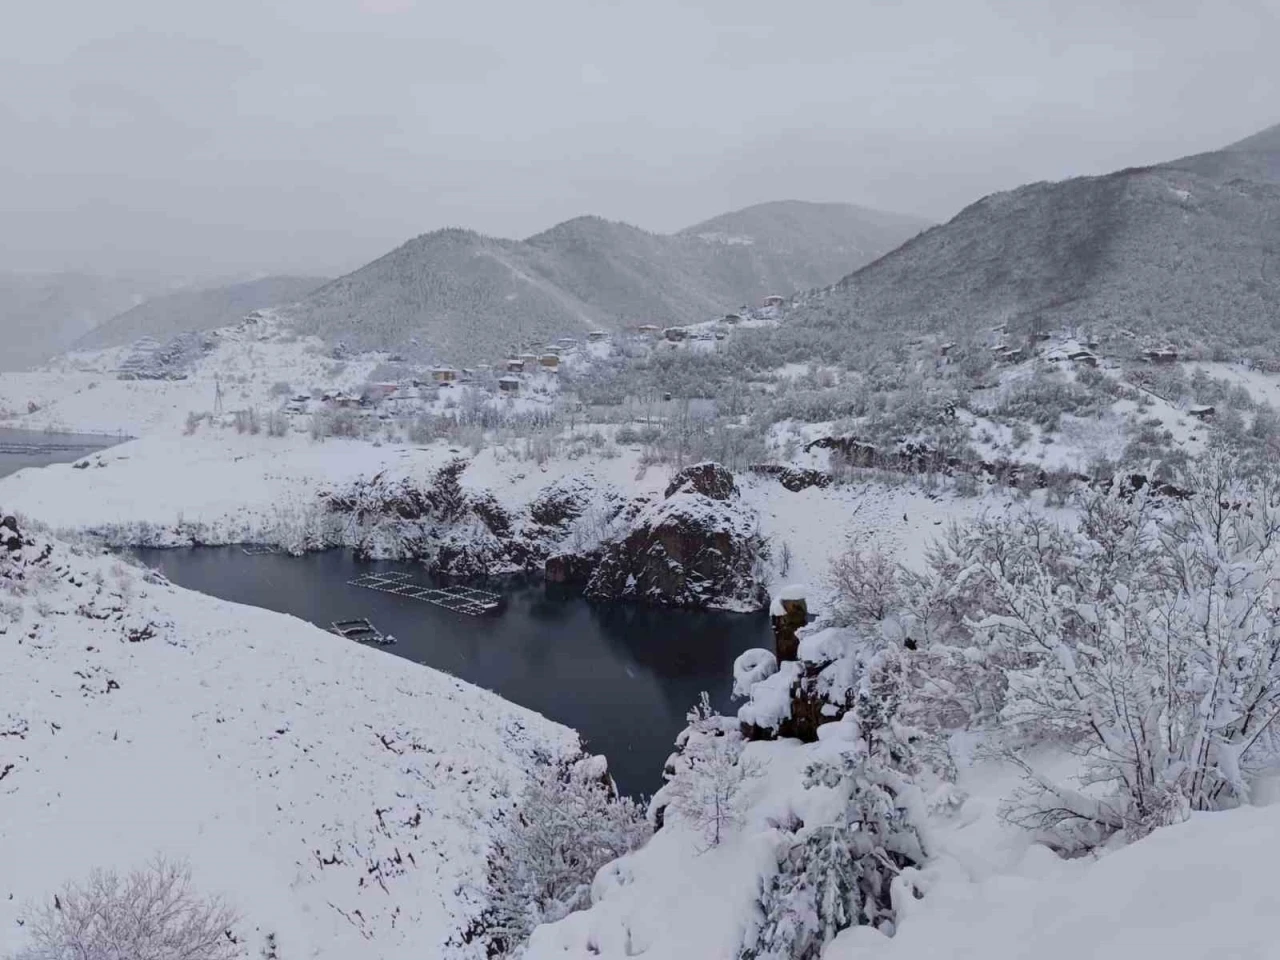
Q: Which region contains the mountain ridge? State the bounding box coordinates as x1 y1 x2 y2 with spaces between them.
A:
789 123 1280 354
282 200 929 363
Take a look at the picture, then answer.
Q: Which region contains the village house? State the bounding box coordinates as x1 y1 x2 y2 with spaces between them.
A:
1142 347 1179 365
505 358 526 373
361 382 400 404
539 353 561 370
636 324 660 335
763 294 785 308
587 330 609 342
1189 405 1215 421
326 391 362 409
431 367 459 383
1068 350 1099 368
498 376 520 394
663 326 688 342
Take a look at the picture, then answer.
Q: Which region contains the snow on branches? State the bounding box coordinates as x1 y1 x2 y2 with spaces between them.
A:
874 451 1280 850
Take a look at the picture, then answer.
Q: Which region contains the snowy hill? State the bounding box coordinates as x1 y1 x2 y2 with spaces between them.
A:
281 201 925 365
74 276 326 351
790 122 1280 355
0 512 579 958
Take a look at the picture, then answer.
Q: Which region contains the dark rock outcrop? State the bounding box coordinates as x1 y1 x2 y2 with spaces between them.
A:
664 461 738 501
545 551 599 585
2 514 24 554
748 464 833 492
585 464 768 611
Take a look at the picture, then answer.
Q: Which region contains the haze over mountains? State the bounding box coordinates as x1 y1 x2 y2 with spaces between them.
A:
0 271 164 370
283 201 929 363
73 276 327 351
792 123 1280 353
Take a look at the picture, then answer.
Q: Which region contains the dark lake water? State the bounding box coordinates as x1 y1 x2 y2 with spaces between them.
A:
0 427 121 479
130 547 772 797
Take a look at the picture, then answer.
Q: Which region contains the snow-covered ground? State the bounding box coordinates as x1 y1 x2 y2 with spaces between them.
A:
1 515 579 958
524 729 1280 960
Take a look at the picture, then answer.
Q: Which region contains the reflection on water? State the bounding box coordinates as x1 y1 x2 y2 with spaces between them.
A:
131 547 772 796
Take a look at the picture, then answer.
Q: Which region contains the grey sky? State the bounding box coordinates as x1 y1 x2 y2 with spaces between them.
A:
4 0 1278 278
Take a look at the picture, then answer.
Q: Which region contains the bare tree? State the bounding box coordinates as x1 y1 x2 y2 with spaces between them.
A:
11 857 244 960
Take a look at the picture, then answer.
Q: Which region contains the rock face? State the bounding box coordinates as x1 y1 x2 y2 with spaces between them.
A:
748 464 833 492
584 463 769 611
663 461 738 501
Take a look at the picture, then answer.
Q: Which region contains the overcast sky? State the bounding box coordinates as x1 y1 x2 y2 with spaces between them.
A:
4 0 1278 279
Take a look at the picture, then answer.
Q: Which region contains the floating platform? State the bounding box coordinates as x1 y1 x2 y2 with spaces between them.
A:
330 617 396 645
348 571 502 617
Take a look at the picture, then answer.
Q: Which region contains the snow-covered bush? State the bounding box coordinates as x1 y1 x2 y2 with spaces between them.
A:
9 858 243 960
478 761 650 956
891 453 1280 849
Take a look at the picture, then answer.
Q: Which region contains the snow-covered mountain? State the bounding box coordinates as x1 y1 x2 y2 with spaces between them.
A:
790 122 1280 353
74 276 327 351
281 202 926 364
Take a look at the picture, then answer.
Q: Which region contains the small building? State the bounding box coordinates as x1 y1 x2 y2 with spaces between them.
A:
539 353 561 369
763 294 786 308
663 326 688 342
431 367 459 383
327 392 362 409
505 358 526 373
995 346 1025 363
940 342 955 357
587 330 609 342
557 337 579 348
1142 347 1179 365
362 382 400 403
1068 350 1099 368
1029 331 1052 343
722 313 742 324
1189 405 1215 421
519 353 539 365
637 324 660 335
498 376 520 394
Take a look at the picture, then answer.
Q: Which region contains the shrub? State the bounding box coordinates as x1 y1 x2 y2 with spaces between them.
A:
478 761 650 955
10 858 242 960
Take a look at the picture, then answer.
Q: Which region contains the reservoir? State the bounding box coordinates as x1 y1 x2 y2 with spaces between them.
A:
0 427 121 479
131 546 772 797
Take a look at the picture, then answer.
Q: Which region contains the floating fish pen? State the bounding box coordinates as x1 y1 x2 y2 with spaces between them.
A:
348 571 503 617
330 618 396 645
241 544 280 556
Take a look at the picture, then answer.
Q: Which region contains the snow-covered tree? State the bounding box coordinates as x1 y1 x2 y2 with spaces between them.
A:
662 693 761 850
479 759 650 956
740 646 931 959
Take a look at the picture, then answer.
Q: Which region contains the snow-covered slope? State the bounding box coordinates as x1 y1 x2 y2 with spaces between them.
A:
0 513 579 958
790 122 1280 352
